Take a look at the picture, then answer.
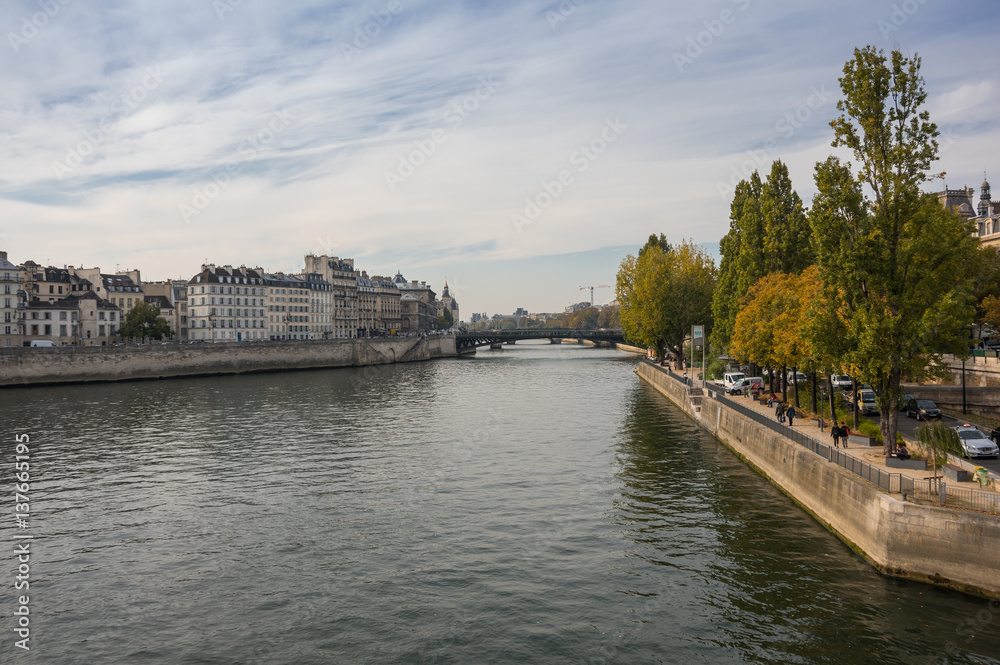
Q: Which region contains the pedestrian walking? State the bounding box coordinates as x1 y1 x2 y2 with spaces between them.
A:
786 404 795 426
831 423 840 448
775 401 784 422
840 422 849 448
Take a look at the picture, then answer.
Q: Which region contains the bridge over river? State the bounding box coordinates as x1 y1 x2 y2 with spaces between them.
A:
455 328 627 352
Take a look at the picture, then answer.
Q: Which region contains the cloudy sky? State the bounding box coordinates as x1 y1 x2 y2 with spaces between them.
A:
1 0 997 315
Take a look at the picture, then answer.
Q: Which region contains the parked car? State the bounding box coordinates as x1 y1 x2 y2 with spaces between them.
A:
904 398 942 420
897 393 913 411
985 339 1000 350
853 389 878 415
954 425 1000 459
726 377 764 395
785 371 808 384
830 375 853 389
723 372 746 390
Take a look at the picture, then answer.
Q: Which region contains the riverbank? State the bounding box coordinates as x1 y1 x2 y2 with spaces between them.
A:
637 360 1000 599
0 336 456 387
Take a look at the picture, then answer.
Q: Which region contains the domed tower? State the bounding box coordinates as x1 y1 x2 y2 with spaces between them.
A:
979 175 991 217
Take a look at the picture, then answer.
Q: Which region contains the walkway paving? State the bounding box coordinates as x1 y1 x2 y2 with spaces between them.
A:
712 385 1000 494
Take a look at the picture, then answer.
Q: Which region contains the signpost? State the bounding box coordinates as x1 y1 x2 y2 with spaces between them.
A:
692 325 705 387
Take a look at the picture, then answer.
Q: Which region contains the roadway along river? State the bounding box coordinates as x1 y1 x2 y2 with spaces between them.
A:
2 341 999 664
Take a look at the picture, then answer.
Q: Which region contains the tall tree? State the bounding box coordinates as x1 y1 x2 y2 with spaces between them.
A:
617 238 716 365
711 162 811 351
809 46 979 454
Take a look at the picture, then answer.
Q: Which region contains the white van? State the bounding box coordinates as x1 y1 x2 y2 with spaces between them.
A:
723 372 746 390
29 340 55 347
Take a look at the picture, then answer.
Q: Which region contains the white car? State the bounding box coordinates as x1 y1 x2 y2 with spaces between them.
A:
831 375 852 389
954 425 1000 459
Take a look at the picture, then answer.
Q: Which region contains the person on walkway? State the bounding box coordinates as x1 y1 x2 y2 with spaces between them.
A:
786 404 795 426
775 401 784 422
831 423 841 448
840 422 849 448
895 442 910 460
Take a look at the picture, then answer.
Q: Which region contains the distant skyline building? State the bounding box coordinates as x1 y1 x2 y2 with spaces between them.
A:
938 176 1000 249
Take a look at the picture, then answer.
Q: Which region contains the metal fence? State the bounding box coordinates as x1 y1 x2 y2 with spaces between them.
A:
646 361 1000 515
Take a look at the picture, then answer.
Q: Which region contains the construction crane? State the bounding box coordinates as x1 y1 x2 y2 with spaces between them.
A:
579 285 611 306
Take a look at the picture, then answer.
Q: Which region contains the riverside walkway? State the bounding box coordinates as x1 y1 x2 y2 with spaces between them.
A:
671 366 1000 515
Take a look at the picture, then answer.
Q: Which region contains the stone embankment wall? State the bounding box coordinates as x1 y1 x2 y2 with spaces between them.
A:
908 385 1000 419
638 362 1000 599
934 354 1000 388
0 336 456 387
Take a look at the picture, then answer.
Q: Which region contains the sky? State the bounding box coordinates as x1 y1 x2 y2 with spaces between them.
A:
1 0 998 316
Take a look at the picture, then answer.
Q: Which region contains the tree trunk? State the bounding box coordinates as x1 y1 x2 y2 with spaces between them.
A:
880 367 902 456
768 367 775 394
851 378 859 431
810 371 818 415
792 366 800 408
827 373 836 426
781 365 787 401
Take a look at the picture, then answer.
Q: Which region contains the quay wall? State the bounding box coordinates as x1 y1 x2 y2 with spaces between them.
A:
908 384 1000 419
638 362 1000 599
0 336 456 387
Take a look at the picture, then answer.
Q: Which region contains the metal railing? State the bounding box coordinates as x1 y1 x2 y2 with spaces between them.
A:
645 361 999 515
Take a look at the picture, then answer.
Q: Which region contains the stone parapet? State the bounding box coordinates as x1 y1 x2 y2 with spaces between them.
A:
0 336 456 387
637 361 1000 599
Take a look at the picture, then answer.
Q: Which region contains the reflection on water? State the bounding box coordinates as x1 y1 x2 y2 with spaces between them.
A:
0 342 997 664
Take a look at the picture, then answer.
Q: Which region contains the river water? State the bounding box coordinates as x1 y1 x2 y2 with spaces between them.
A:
1 341 999 664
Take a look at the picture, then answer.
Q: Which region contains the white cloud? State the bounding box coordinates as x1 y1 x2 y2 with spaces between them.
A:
0 0 996 313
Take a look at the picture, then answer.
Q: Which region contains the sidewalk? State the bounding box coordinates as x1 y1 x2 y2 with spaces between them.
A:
719 387 1000 495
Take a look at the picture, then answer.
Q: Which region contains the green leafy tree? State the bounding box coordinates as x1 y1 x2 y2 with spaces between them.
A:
969 246 1000 335
809 46 979 454
917 421 966 480
597 304 620 329
711 162 811 351
119 301 173 342
437 307 454 330
617 237 716 366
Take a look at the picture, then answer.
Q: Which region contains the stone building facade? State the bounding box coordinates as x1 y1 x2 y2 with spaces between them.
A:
938 178 1000 249
187 265 268 342
394 273 437 332
1 251 24 347
303 255 359 338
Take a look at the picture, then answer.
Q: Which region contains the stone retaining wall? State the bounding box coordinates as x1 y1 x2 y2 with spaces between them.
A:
0 336 456 387
908 385 1000 419
638 361 1000 599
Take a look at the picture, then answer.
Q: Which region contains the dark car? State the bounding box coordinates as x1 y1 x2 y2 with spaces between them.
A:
904 398 942 420
991 426 1000 446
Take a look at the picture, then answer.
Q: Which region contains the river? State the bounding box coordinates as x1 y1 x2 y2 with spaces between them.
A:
1 341 998 664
